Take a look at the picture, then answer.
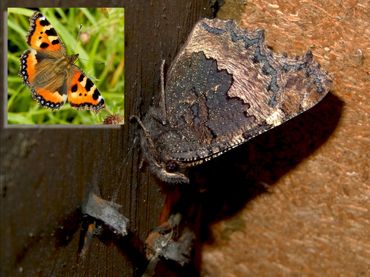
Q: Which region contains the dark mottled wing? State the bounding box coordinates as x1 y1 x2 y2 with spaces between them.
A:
140 18 332 183
160 51 254 162
157 18 331 164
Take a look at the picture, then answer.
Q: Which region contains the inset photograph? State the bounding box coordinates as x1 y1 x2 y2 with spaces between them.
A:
7 8 124 125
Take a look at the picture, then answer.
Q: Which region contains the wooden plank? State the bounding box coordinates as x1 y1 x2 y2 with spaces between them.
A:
0 1 214 275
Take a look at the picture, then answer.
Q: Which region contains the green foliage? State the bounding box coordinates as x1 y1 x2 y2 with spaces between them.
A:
7 8 124 125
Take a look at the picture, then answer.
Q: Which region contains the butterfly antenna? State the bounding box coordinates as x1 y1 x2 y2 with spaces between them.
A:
72 24 83 53
77 24 82 41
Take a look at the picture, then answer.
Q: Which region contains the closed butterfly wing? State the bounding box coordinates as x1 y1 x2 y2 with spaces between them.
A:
140 18 332 183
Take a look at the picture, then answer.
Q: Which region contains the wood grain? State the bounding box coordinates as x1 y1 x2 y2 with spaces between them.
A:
0 1 213 276
202 0 369 276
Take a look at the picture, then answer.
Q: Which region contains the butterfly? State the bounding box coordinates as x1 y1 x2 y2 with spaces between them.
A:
19 12 105 111
135 18 332 184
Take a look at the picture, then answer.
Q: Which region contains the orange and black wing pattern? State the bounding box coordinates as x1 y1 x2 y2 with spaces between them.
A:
67 66 105 111
19 12 105 111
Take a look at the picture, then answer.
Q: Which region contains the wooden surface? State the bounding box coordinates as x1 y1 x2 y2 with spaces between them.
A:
0 0 213 276
1 0 368 276
202 0 369 276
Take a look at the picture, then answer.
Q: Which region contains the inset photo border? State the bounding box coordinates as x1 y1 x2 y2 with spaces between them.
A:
6 7 124 126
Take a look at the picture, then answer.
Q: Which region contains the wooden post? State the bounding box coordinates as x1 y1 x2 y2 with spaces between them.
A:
0 1 215 276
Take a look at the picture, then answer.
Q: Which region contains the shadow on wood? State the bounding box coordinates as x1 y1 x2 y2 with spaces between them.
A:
191 92 343 240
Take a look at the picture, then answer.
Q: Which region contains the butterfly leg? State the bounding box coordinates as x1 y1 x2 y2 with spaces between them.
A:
130 114 164 172
159 59 167 125
130 115 154 147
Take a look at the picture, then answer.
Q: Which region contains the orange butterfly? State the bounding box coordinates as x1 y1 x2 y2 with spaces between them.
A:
19 12 105 111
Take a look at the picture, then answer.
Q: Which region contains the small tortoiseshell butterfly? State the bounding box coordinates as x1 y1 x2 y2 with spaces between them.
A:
135 18 331 184
19 12 105 111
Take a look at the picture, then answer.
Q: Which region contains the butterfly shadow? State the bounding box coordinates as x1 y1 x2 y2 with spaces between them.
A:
167 92 343 269
52 93 343 276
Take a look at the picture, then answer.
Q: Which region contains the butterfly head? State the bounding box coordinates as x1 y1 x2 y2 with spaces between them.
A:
70 53 79 64
135 112 190 184
141 136 190 184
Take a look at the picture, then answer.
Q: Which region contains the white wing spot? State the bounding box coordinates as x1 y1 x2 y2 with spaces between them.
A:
266 109 285 126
